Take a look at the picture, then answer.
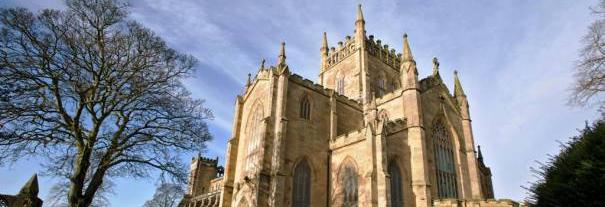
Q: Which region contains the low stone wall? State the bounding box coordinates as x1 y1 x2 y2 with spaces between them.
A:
434 198 519 207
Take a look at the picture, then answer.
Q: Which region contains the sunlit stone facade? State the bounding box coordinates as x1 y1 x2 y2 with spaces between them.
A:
179 5 517 207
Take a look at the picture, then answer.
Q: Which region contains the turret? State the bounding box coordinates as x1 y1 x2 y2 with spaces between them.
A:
399 33 433 206
400 34 418 89
320 32 329 71
454 70 470 120
277 42 289 74
187 155 220 196
355 4 366 49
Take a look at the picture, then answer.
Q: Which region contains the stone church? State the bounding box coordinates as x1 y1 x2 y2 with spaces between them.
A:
179 5 518 207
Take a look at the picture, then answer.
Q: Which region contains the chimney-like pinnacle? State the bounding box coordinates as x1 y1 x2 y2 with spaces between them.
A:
322 32 328 50
356 4 364 22
278 42 286 64
401 33 415 63
454 70 466 97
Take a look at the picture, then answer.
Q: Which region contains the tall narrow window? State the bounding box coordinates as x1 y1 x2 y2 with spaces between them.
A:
377 71 386 97
300 96 311 120
389 162 403 207
246 104 264 172
341 164 358 207
337 75 345 95
292 160 311 207
433 121 458 198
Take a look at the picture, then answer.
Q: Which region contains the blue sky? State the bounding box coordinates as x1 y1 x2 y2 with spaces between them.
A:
0 0 600 206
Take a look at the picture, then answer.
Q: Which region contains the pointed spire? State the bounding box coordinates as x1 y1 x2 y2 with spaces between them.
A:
278 42 286 65
18 174 39 196
277 42 289 74
454 70 466 97
402 33 414 63
354 4 366 48
356 4 364 23
432 57 440 76
322 32 328 50
477 145 484 163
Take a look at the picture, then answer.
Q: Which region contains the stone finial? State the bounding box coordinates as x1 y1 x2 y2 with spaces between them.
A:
453 70 466 97
321 32 328 51
356 4 364 23
277 42 289 74
432 57 440 76
401 33 415 63
278 42 286 64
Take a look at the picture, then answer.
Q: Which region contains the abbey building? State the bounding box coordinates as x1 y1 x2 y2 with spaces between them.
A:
179 5 518 207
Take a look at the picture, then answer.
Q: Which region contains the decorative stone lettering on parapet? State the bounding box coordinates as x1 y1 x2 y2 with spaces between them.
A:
325 35 357 69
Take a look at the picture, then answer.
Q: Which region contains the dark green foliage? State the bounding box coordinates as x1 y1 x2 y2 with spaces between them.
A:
527 119 605 206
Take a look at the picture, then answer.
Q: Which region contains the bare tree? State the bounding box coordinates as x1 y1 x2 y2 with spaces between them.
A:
142 183 185 207
46 180 114 207
0 0 212 206
571 0 605 109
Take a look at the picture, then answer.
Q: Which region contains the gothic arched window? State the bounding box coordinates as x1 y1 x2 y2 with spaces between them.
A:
300 96 311 120
389 162 403 207
292 160 311 207
246 103 264 172
341 164 358 207
433 121 458 198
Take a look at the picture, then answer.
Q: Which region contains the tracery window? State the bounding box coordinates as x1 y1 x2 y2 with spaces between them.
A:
341 164 358 207
433 121 458 198
300 96 311 120
389 162 403 207
246 104 264 172
292 160 311 207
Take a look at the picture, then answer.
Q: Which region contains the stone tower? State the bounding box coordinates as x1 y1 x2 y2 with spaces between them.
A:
180 4 516 207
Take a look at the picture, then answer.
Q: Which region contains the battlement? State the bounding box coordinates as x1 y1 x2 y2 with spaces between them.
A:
366 35 402 70
193 155 219 167
330 127 366 150
325 34 358 69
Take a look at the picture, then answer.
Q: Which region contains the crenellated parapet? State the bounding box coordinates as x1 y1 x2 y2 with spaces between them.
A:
324 35 358 69
330 128 366 150
366 35 402 70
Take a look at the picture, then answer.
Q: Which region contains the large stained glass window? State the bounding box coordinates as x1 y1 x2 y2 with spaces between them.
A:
246 104 264 172
433 122 458 198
